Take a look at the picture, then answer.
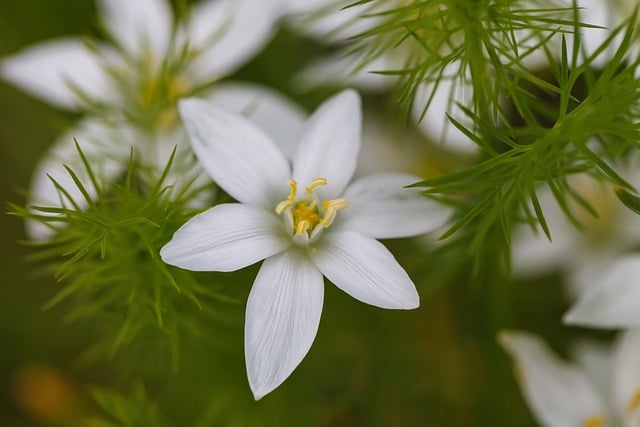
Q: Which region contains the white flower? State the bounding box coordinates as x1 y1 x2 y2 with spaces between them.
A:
564 255 640 329
500 330 640 427
512 164 640 299
1 0 299 239
160 89 452 399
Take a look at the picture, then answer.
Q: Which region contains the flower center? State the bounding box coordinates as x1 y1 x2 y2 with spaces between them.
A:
107 49 195 133
275 177 348 243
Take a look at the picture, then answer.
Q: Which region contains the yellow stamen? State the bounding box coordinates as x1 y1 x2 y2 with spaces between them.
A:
306 178 327 193
582 415 605 427
628 389 640 413
320 198 349 228
296 220 311 235
275 200 294 215
286 179 297 201
320 208 337 228
275 178 348 239
322 198 349 211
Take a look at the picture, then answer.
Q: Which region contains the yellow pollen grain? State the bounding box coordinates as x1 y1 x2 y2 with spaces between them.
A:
628 389 640 413
582 415 605 427
291 201 321 233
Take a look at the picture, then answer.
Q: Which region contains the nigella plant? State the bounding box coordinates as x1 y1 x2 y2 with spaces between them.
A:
161 89 451 398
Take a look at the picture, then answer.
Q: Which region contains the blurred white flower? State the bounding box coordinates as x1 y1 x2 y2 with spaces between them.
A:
1 0 300 239
161 89 451 399
285 0 572 154
564 255 640 329
512 163 640 299
500 330 640 427
564 0 640 68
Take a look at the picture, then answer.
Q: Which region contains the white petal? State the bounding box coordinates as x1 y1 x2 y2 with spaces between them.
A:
309 230 419 309
611 330 640 421
245 251 323 400
354 111 425 177
149 127 216 209
1 38 112 109
178 98 291 208
499 331 608 427
27 119 129 240
337 173 451 239
570 339 614 410
97 0 172 57
564 256 640 328
185 0 280 80
205 82 307 160
412 74 477 154
292 89 361 199
160 203 289 272
294 51 396 92
511 184 576 278
284 0 379 43
577 0 615 67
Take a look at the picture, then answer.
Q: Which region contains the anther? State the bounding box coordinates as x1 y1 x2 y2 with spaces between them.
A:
275 200 294 215
287 179 297 201
306 178 327 193
320 209 337 228
296 220 311 235
322 198 348 211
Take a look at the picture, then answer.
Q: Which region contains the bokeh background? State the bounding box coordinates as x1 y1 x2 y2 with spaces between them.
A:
0 1 595 425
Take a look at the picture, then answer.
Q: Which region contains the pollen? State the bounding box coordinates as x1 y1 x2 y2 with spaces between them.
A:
292 201 321 232
275 177 348 240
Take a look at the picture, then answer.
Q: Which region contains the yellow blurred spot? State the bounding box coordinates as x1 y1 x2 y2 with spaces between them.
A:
583 415 605 427
12 364 83 425
628 389 640 413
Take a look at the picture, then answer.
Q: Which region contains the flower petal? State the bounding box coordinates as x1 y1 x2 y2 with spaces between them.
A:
337 173 451 239
1 38 112 109
284 0 379 42
160 203 289 272
564 256 640 328
570 339 613 407
412 74 477 154
97 0 172 57
511 184 576 278
610 330 640 422
185 0 280 80
292 89 361 199
309 230 418 309
205 82 307 160
499 330 609 427
245 251 324 400
27 119 129 240
294 51 396 92
178 98 291 208
576 0 614 67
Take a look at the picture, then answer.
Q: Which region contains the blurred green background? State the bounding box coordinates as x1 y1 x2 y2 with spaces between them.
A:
0 1 586 425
